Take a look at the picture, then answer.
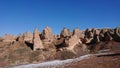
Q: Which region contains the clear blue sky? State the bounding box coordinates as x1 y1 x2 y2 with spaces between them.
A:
0 0 120 36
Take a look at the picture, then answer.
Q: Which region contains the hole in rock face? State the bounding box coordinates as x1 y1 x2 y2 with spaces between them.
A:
36 48 40 50
25 41 33 50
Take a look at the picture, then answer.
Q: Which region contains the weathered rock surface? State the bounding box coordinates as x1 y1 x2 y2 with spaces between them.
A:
84 28 94 44
114 27 120 41
16 34 24 41
64 35 82 50
1 34 16 42
23 31 33 42
60 28 72 38
0 26 120 67
73 28 84 39
41 26 54 42
33 28 44 51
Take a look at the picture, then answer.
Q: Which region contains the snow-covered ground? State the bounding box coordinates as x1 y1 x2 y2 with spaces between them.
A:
11 54 92 68
9 52 114 68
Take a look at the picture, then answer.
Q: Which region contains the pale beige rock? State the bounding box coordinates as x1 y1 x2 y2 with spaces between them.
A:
81 44 88 51
73 28 84 39
54 34 60 39
41 26 54 42
17 34 24 41
60 28 72 37
33 28 44 51
85 29 93 38
99 28 113 41
65 35 82 50
104 32 113 41
84 38 93 44
23 31 33 42
84 30 94 44
91 28 100 35
2 34 16 42
84 28 101 44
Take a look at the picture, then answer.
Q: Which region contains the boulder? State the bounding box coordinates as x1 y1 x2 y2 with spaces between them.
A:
33 28 44 51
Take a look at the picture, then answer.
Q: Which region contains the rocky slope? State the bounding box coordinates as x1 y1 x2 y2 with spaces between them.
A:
11 52 120 68
0 27 120 67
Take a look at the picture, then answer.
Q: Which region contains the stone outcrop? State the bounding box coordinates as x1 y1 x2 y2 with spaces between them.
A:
23 31 33 42
1 34 16 42
33 28 44 51
114 27 120 41
84 28 94 43
64 35 82 50
54 34 60 39
73 28 84 39
91 28 101 43
60 28 72 38
85 28 93 38
16 34 24 41
99 28 115 41
41 26 54 42
0 26 120 67
0 26 120 51
99 28 109 41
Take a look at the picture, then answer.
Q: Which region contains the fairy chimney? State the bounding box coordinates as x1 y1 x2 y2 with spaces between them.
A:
33 28 44 51
41 26 54 42
60 27 72 38
23 31 33 42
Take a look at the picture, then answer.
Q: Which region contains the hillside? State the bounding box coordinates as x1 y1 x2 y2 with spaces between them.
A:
0 27 120 68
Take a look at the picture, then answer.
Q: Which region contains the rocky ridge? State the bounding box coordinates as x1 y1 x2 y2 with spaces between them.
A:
0 27 120 67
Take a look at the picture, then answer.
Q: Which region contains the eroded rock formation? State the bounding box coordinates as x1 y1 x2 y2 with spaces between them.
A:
60 28 72 38
0 27 120 51
73 28 84 39
114 27 120 41
1 34 16 42
23 31 33 42
17 34 24 41
41 26 54 42
64 35 82 50
0 27 120 67
33 28 44 51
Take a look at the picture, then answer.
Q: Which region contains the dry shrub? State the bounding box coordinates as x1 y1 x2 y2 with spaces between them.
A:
64 55 120 68
54 50 76 60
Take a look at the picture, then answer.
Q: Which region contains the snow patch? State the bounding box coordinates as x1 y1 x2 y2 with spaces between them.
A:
11 54 92 68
